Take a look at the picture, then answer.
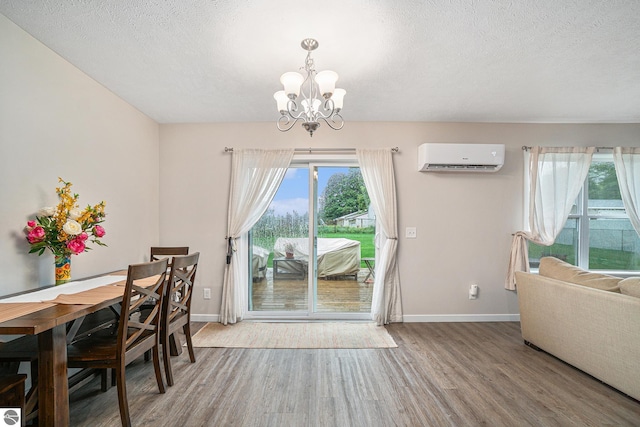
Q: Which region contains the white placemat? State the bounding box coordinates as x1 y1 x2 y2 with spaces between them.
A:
0 275 127 303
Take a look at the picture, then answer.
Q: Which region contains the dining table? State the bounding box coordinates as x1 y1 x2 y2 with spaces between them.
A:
0 271 143 426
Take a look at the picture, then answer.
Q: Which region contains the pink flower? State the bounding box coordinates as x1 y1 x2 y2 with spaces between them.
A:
67 238 86 255
27 226 45 243
78 232 89 241
93 225 106 238
27 220 36 228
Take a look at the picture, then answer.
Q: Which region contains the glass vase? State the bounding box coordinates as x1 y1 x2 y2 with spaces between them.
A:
54 254 71 285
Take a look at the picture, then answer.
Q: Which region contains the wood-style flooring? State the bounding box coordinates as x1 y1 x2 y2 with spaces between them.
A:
67 322 640 426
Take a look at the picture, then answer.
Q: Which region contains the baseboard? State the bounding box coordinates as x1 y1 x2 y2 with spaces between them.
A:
402 314 520 322
191 314 519 323
191 314 220 323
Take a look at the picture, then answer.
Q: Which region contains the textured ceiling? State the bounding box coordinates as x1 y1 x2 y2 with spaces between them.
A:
1 0 640 124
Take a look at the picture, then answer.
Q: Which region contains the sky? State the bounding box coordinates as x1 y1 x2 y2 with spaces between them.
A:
270 167 350 216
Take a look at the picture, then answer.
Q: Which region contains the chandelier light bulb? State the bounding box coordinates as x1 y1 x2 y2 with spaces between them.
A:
280 72 304 98
315 70 339 99
332 88 346 110
273 91 289 113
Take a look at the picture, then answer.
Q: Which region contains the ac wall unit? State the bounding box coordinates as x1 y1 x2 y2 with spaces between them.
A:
418 143 505 172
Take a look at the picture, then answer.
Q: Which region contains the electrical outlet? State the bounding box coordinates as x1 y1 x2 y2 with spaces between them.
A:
203 288 211 300
405 227 417 239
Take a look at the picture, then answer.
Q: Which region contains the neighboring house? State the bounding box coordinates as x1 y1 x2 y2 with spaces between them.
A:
335 206 375 228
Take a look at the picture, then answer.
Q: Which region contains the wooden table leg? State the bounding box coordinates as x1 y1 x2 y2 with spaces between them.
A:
38 324 69 426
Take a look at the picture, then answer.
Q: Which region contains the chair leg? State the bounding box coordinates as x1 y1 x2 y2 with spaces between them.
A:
25 383 38 421
162 333 174 387
27 360 39 423
183 323 196 363
168 333 182 356
115 364 131 427
100 369 111 392
152 344 166 393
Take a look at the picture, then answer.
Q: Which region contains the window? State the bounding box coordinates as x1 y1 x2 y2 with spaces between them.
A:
529 153 640 273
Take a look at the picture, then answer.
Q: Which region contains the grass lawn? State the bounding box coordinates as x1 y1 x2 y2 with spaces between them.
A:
529 243 639 270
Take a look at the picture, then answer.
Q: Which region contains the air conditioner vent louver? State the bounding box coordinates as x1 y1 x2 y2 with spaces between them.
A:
418 143 505 173
425 164 500 171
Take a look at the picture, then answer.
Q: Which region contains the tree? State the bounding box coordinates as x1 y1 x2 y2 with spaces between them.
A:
320 169 370 223
588 162 621 200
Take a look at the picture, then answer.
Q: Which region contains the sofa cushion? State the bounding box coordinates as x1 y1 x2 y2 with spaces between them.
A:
620 277 640 298
538 256 621 292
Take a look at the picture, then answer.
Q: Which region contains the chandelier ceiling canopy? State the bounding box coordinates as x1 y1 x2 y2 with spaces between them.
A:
274 38 346 137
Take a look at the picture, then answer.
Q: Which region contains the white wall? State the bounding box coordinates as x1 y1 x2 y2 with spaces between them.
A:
0 15 160 296
159 122 640 321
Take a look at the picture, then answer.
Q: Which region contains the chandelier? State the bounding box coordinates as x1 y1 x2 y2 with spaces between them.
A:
274 38 346 137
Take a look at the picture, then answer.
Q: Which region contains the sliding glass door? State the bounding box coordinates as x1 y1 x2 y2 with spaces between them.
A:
247 159 374 319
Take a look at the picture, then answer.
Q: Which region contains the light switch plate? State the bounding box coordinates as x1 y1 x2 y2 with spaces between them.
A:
406 227 417 239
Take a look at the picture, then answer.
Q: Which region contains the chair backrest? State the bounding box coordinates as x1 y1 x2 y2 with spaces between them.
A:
117 259 168 357
164 252 200 328
150 246 189 262
0 374 26 410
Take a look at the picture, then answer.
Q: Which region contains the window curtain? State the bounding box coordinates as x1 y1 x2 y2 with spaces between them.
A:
505 146 594 290
613 147 640 236
356 148 402 325
219 148 294 325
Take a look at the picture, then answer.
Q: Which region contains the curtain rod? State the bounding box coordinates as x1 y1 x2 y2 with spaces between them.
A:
521 146 615 151
224 147 399 153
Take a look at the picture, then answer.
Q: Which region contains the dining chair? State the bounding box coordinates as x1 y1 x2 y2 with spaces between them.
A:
147 246 189 305
0 340 38 422
150 246 189 262
143 247 189 360
67 258 169 427
161 252 199 386
0 374 27 424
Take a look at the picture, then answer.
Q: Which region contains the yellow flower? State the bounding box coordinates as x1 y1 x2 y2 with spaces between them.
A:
77 209 92 224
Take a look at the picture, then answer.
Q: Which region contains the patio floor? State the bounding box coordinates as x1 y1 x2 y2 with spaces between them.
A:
250 267 373 312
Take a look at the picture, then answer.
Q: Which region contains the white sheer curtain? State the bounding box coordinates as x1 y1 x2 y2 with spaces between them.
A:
613 147 640 236
219 148 294 325
356 148 402 325
505 146 594 289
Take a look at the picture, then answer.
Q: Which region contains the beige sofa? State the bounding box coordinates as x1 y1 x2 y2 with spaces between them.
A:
515 257 640 401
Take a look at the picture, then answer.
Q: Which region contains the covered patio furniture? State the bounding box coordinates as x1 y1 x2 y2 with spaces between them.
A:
252 246 269 281
273 237 361 279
